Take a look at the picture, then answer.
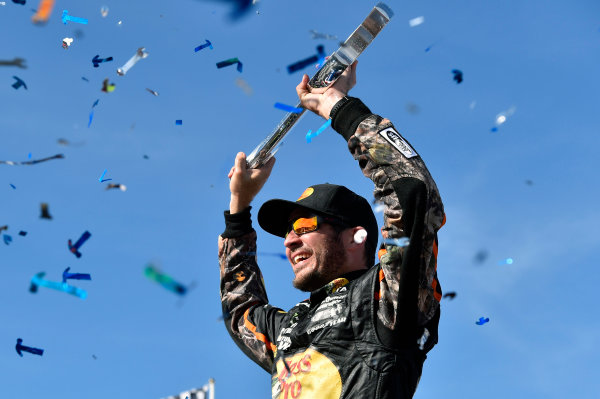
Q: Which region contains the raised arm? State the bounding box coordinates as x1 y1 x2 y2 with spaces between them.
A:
219 153 286 371
297 64 445 348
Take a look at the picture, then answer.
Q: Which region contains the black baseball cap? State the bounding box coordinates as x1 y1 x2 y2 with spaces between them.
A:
258 183 378 249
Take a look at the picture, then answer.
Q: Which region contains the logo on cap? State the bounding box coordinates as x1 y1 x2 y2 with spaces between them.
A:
297 187 314 201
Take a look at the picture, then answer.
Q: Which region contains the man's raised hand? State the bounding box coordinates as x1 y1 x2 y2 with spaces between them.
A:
296 60 358 120
228 152 276 213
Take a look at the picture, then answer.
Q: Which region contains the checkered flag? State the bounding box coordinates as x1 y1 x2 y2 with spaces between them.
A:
161 378 214 399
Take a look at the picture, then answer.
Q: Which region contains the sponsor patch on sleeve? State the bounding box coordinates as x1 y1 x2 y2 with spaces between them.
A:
378 127 418 159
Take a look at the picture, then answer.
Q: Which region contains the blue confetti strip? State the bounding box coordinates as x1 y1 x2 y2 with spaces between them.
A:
62 10 88 25
475 317 490 325
29 272 87 299
9 183 16 189
175 120 182 125
383 237 410 247
287 45 325 74
99 169 112 182
3 234 12 245
195 40 213 52
306 119 332 143
68 230 91 258
274 102 304 114
451 69 463 84
12 76 27 90
62 267 92 284
16 339 44 357
216 57 243 73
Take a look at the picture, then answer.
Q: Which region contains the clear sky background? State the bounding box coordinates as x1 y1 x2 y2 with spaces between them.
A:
1 0 599 398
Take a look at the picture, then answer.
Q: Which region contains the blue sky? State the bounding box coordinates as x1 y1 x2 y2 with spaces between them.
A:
1 0 599 398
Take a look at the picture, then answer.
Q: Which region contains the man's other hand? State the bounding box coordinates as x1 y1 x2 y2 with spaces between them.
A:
228 152 276 213
296 60 357 120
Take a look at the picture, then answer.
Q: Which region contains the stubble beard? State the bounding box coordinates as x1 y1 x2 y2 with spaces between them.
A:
292 233 346 292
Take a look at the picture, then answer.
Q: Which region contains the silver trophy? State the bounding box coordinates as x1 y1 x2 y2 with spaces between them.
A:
246 2 394 169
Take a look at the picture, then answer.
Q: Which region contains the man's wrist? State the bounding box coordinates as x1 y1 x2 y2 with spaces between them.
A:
230 195 252 214
322 91 346 119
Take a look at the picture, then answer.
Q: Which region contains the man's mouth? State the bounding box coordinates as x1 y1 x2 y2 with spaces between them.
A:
292 252 312 265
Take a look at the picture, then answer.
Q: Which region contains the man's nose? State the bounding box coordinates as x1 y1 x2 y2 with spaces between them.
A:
284 230 302 248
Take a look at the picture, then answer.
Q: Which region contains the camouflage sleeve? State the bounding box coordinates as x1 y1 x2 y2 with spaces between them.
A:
334 99 445 335
219 224 287 372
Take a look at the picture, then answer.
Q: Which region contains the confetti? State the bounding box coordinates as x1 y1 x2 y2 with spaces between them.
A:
9 183 16 189
105 183 127 191
235 78 253 95
219 0 254 20
68 230 91 258
0 225 7 233
491 106 516 132
62 267 91 284
18 231 27 236
372 200 385 213
81 77 89 82
0 58 27 68
117 47 149 76
88 99 99 127
175 120 182 125
99 169 112 182
498 257 514 265
473 249 488 264
100 5 108 17
101 78 116 93
451 69 463 84
3 234 12 245
92 55 114 68
29 271 87 299
405 102 420 115
475 317 490 325
287 45 325 74
144 265 188 295
12 0 25 5
11 76 27 90
31 0 55 24
408 16 424 27
146 88 159 96
417 328 429 350
62 37 73 49
305 118 332 143
274 102 303 113
194 40 213 52
40 203 52 219
1 154 64 166
61 10 88 25
525 179 533 186
16 339 44 357
383 237 410 247
309 29 338 41
216 57 243 73
442 292 456 300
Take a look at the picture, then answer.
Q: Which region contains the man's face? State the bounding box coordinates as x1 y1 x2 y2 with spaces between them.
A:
284 210 347 292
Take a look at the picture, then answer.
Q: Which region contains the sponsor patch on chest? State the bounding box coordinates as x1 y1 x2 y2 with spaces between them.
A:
378 127 418 158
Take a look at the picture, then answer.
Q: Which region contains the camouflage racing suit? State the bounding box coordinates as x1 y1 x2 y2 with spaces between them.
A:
218 98 445 399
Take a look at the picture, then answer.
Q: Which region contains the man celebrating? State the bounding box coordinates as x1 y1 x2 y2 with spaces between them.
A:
218 61 445 398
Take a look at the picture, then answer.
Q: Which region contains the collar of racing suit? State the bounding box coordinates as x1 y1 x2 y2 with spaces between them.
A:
308 268 369 308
